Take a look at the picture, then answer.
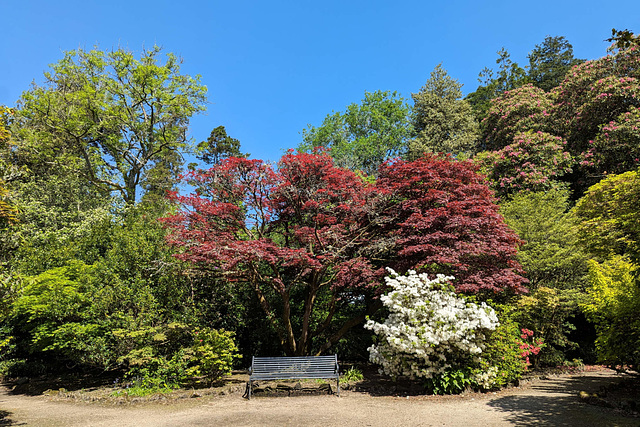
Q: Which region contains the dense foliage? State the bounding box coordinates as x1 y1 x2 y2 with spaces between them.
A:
409 64 480 158
164 151 526 356
366 270 530 394
582 256 640 370
499 188 587 290
573 171 640 370
476 46 640 199
298 91 411 177
0 48 235 388
2 31 640 393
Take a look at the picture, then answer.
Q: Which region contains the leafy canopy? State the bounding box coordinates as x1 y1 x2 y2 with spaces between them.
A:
17 46 207 204
165 152 526 355
299 90 411 177
409 64 479 158
573 170 640 263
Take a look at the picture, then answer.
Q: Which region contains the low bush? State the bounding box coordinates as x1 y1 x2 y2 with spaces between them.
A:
475 311 529 389
365 269 501 393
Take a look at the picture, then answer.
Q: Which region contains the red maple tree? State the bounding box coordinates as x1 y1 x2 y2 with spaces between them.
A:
376 155 527 294
163 152 526 355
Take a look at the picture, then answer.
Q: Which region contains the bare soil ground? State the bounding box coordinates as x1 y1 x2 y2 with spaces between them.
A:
1 367 638 426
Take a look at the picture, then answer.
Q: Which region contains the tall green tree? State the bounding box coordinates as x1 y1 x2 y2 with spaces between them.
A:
466 48 529 119
17 46 207 204
299 90 411 177
195 126 247 166
500 188 587 290
409 64 479 158
528 36 584 92
467 37 581 120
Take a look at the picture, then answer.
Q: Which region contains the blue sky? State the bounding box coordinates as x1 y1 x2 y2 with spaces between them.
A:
2 1 639 163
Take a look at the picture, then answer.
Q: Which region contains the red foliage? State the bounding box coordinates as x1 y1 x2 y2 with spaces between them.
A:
376 155 527 294
163 152 527 354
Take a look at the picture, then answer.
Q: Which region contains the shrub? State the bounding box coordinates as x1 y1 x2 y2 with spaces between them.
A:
581 256 640 371
118 324 239 388
511 287 577 367
365 269 499 391
424 367 476 394
476 310 529 389
340 366 364 383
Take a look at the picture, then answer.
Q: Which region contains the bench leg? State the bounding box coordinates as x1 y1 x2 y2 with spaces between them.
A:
337 378 340 397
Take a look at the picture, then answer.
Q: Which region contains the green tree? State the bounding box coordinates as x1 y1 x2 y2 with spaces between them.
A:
500 188 587 290
0 108 18 226
573 170 640 263
528 36 584 92
409 64 479 158
0 107 10 145
466 48 529 119
2 168 112 276
498 189 591 366
195 126 248 166
606 28 640 51
299 90 411 176
17 46 207 204
582 256 640 370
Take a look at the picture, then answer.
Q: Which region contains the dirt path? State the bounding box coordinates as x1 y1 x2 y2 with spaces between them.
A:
1 370 637 426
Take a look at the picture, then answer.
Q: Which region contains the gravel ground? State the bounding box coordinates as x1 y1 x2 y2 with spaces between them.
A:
1 369 638 426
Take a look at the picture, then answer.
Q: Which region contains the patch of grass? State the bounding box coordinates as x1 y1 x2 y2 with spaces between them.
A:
110 376 179 397
110 384 176 397
341 367 364 383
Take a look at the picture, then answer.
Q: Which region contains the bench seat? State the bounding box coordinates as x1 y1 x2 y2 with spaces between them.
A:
246 355 340 399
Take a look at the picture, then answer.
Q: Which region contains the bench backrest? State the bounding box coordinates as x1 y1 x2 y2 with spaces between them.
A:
250 355 339 381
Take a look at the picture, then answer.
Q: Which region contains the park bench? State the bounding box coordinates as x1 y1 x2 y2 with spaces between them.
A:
246 355 340 399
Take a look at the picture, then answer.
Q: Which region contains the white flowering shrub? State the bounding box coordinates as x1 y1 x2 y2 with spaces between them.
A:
365 269 500 382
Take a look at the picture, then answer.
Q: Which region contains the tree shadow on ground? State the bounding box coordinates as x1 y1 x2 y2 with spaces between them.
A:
2 372 119 397
487 372 637 426
0 410 22 426
347 364 425 396
2 369 252 397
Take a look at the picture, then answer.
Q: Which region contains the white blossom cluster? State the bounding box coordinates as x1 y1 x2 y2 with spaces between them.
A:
365 269 499 379
474 366 499 389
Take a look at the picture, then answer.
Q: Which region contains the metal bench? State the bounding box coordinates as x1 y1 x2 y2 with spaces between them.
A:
246 355 340 399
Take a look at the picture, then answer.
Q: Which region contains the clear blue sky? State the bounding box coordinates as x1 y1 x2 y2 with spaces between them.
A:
2 0 639 163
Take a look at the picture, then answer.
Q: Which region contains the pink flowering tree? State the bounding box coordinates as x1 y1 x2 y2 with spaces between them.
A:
593 106 640 175
478 47 640 199
475 131 573 198
482 84 554 150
